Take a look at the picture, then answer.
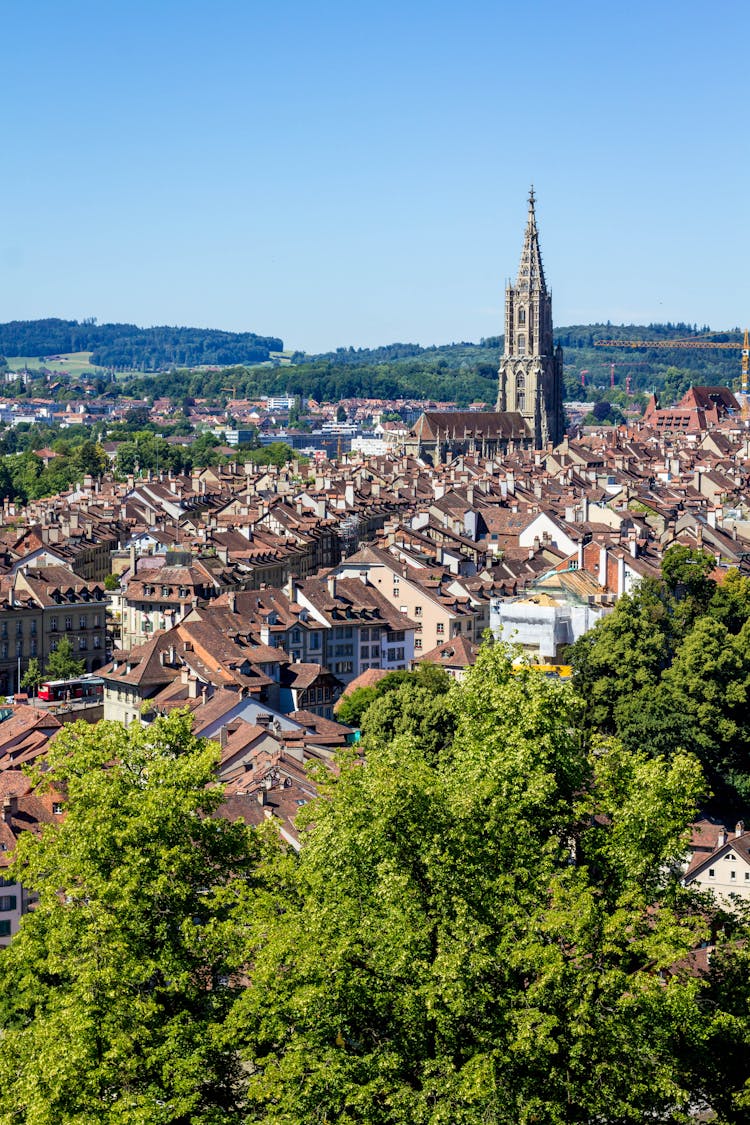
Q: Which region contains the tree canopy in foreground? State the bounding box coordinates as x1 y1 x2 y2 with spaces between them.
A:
235 645 750 1124
0 712 261 1124
1 651 750 1122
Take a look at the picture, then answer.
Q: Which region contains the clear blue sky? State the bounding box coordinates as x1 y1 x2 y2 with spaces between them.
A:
2 0 748 353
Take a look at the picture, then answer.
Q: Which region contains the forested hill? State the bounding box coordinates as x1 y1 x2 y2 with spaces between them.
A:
0 319 745 407
283 323 745 406
0 319 283 370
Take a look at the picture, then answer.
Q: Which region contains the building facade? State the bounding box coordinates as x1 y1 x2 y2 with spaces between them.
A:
497 189 564 448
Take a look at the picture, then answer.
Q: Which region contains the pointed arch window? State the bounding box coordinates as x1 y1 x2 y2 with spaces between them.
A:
517 308 526 325
516 373 526 413
517 334 526 355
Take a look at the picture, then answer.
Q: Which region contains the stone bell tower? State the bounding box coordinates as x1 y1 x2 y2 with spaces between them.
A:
497 189 564 448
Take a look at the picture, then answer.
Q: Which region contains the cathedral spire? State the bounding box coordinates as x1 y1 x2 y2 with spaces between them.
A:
498 189 564 448
516 184 547 294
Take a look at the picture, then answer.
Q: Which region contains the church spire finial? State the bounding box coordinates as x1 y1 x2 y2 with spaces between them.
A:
517 187 545 293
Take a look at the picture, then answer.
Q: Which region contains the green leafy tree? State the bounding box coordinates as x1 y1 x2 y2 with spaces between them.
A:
661 616 750 801
19 657 43 696
233 646 744 1123
44 636 85 682
334 684 380 727
661 544 717 634
0 711 261 1123
571 576 672 731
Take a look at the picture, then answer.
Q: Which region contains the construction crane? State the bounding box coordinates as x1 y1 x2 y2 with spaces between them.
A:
595 329 750 409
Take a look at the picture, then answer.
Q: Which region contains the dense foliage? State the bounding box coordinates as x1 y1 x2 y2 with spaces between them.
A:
0 318 283 370
571 546 750 807
0 439 109 504
3 654 750 1121
235 645 750 1123
1 321 743 409
0 712 260 1123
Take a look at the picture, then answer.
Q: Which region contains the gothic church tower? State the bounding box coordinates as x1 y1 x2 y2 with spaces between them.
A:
497 189 564 447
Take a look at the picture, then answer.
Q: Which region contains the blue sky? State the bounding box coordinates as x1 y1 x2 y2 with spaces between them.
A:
1 0 748 353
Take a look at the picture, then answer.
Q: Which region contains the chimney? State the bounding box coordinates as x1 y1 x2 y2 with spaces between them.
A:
617 554 626 596
219 725 228 750
187 675 199 699
1 796 18 822
327 575 337 599
598 545 608 589
129 543 137 576
736 820 745 838
228 592 237 614
717 828 728 848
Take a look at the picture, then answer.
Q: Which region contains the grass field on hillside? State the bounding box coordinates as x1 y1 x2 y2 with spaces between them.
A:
4 352 102 378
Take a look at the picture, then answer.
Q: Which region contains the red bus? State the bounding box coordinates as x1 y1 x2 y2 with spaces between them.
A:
37 676 104 703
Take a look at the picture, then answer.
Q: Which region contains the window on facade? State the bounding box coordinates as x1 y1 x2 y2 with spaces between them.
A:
94 636 101 649
0 624 6 639
30 639 37 656
79 638 87 651
65 618 72 632
709 868 715 877
49 617 57 632
415 606 422 617
415 638 422 649
79 616 87 630
437 623 444 634
517 335 526 355
53 802 63 815
309 632 321 650
290 629 301 645
15 622 22 637
0 920 10 937
731 870 737 880
0 896 17 912
518 308 526 325
30 621 36 636
15 642 22 658
94 614 100 627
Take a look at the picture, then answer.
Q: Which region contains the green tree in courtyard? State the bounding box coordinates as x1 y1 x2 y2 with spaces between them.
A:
233 646 750 1123
19 657 42 696
44 636 85 682
0 710 261 1124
